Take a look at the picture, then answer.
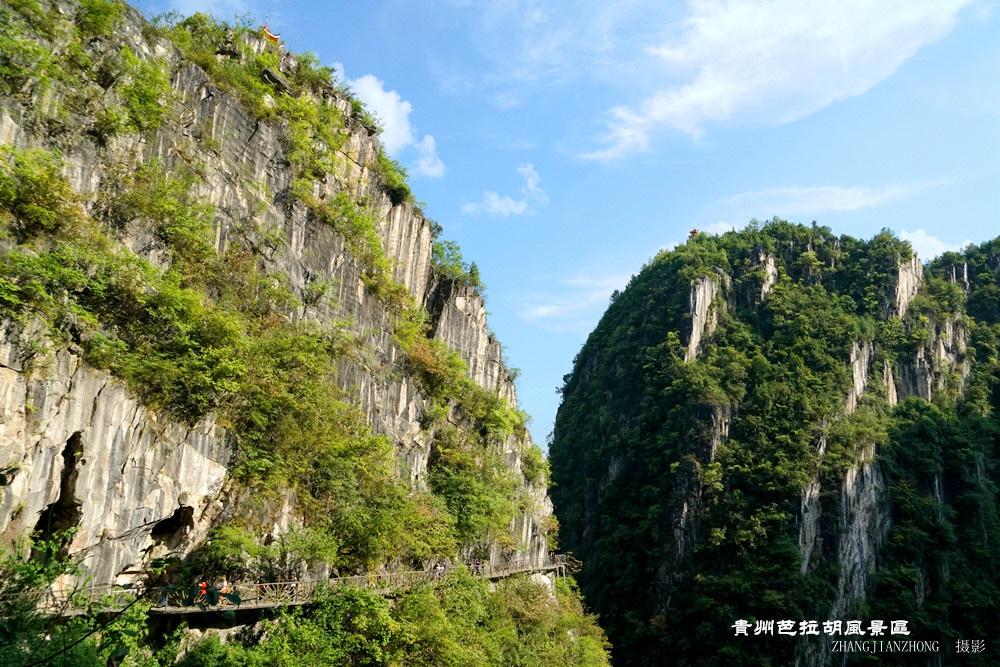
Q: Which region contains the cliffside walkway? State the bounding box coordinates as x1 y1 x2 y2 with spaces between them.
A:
41 556 568 616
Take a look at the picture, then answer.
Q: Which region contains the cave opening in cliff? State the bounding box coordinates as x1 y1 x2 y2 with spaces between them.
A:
151 505 195 546
33 432 84 560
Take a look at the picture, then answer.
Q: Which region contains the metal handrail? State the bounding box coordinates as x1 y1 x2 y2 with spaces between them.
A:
34 555 567 615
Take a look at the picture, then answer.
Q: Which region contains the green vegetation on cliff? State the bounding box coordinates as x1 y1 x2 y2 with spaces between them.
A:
0 0 605 664
551 220 1000 665
0 0 523 568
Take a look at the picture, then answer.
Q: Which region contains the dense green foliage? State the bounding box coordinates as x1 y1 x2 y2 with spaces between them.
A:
432 238 486 293
0 562 607 667
934 241 1000 325
173 571 609 667
551 220 1000 665
0 536 180 667
377 149 413 206
1 535 606 667
117 46 171 132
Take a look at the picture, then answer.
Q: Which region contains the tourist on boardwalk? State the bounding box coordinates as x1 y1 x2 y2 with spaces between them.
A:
219 575 230 604
288 573 298 600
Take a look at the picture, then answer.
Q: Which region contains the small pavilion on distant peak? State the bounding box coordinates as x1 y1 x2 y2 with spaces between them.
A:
263 15 280 44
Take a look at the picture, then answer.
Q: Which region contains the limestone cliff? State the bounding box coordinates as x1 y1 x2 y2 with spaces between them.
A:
0 0 550 590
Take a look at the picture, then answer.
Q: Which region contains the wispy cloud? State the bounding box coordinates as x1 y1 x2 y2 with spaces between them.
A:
520 272 631 333
518 163 549 204
463 192 529 217
164 0 255 18
431 0 667 103
702 221 740 235
414 136 445 179
719 184 925 216
347 73 445 179
900 228 971 260
463 163 548 217
435 1 973 159
584 0 973 159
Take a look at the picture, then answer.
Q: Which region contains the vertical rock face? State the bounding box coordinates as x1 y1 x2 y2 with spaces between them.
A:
893 255 923 318
884 359 898 406
831 443 890 617
798 448 824 576
797 445 889 667
0 323 229 587
430 281 517 405
800 339 876 582
895 314 968 402
685 274 720 361
760 251 778 299
0 4 550 583
845 341 872 414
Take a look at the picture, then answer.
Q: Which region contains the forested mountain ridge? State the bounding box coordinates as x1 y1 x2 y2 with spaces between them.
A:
0 0 609 663
551 220 1000 666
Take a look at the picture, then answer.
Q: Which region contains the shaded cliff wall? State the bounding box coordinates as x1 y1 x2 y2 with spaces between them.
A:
550 224 980 666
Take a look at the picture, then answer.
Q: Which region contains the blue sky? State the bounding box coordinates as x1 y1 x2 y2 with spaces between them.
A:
138 0 1000 447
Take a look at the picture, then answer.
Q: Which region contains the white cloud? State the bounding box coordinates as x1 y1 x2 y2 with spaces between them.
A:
168 0 253 17
520 272 631 333
348 74 415 154
702 221 739 235
462 192 529 217
347 73 445 179
517 163 549 204
414 135 445 178
586 0 973 159
330 62 346 85
900 228 971 260
463 163 548 217
719 184 924 216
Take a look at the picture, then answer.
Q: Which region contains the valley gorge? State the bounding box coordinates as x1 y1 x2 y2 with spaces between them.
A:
2 1 998 666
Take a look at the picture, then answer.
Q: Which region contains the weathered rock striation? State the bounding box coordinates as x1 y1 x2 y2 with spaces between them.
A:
1 320 230 586
0 1 550 589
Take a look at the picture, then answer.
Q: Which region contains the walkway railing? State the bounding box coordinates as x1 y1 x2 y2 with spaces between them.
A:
38 555 568 615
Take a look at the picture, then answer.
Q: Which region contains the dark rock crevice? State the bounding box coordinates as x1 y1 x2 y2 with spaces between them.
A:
33 432 85 558
151 505 195 548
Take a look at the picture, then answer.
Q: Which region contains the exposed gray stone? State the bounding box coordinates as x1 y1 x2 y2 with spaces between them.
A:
893 255 923 318
685 274 720 362
0 3 551 586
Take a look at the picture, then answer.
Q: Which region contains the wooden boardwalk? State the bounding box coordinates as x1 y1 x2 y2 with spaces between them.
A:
39 556 568 616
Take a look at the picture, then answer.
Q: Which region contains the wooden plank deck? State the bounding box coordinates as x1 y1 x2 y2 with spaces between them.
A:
37 557 567 616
